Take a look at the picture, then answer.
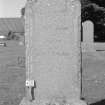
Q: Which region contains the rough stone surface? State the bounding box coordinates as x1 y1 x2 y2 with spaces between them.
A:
24 0 86 105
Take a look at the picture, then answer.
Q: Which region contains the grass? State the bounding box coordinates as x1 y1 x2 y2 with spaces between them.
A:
0 40 105 105
82 51 105 104
0 40 25 105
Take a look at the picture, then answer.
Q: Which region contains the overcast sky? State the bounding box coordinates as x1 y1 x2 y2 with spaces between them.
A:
0 0 26 17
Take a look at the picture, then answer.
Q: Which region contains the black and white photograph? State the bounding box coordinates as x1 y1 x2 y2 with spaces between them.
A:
0 0 105 105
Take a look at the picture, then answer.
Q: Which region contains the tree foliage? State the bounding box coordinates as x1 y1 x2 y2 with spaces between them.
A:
82 2 105 42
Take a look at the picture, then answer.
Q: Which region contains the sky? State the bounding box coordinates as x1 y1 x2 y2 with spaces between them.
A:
0 0 26 17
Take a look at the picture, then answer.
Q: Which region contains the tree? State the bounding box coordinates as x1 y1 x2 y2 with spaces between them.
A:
89 0 105 7
81 0 91 8
81 3 105 42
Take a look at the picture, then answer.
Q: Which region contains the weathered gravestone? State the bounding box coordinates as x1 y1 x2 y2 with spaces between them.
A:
82 20 105 60
82 20 95 52
20 0 87 105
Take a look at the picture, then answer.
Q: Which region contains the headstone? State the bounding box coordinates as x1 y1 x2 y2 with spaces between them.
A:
82 20 95 52
82 20 105 60
20 0 87 105
83 20 94 43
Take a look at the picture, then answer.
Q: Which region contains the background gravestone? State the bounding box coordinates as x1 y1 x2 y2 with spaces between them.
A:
82 20 95 52
83 20 94 43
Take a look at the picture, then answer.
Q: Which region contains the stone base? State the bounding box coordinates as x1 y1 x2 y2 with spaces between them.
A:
19 97 87 105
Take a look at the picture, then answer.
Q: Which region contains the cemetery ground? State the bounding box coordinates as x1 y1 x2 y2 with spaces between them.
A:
0 40 25 105
82 50 105 104
0 40 105 105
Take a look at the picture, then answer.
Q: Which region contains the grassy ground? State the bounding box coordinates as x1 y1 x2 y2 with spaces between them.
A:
0 40 25 105
0 40 105 105
82 51 105 104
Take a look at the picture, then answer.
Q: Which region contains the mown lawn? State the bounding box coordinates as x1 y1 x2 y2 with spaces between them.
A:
82 51 105 104
1 40 105 105
0 40 25 105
